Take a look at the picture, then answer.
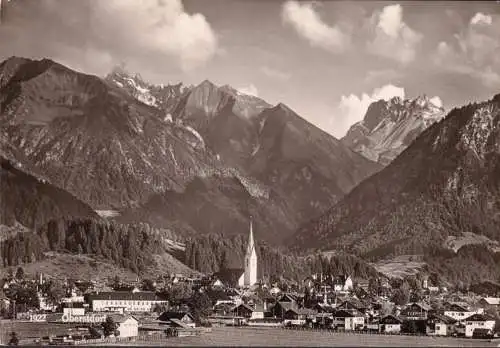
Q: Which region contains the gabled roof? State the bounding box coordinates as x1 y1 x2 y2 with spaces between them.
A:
334 309 364 318
380 314 403 324
443 302 470 312
285 308 317 316
157 311 194 322
481 297 500 305
404 302 431 312
428 313 457 325
279 293 297 302
466 313 496 322
107 314 138 324
231 303 254 313
275 301 298 312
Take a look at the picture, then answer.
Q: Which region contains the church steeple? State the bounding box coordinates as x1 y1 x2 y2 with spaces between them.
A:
238 216 258 288
247 218 255 254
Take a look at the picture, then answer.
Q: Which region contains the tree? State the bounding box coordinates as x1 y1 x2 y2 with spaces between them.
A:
392 288 410 306
15 267 24 281
188 291 212 323
141 279 156 292
165 283 193 305
46 280 66 307
102 316 118 337
112 276 121 291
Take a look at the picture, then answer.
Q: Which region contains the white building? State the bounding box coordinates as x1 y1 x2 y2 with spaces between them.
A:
443 302 483 321
109 315 139 338
88 291 167 313
238 220 258 288
464 314 496 337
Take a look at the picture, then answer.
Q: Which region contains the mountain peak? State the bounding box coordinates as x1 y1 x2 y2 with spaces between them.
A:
342 93 446 165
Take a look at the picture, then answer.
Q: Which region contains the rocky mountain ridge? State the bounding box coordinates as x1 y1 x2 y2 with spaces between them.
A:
342 95 446 165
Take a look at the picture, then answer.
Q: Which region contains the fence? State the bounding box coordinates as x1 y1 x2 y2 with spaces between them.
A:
281 325 431 337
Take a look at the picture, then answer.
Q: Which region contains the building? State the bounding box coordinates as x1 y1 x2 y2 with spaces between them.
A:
108 314 139 338
231 304 254 319
333 309 365 331
284 308 316 326
426 313 457 336
379 315 403 333
479 297 500 310
238 220 258 288
157 311 196 328
443 302 482 321
400 302 431 320
464 313 496 338
87 291 167 313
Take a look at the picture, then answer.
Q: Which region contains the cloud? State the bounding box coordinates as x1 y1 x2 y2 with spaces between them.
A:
281 1 349 53
260 66 291 81
334 84 405 137
433 12 500 88
238 84 259 97
366 4 423 64
470 12 492 26
0 0 218 74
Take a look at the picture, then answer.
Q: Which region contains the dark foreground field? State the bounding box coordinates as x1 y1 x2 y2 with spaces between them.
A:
99 327 500 347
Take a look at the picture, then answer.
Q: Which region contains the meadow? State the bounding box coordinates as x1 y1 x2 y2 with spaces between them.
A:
101 327 500 347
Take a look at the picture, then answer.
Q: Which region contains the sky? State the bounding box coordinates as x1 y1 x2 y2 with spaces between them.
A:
0 0 499 138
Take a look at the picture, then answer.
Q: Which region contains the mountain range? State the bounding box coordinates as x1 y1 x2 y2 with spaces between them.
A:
0 57 380 245
2 56 499 284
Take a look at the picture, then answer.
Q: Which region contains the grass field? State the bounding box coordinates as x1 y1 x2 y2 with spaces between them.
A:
0 320 86 344
99 327 499 347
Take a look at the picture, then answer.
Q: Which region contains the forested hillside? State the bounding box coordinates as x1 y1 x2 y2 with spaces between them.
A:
184 234 379 282
0 218 185 274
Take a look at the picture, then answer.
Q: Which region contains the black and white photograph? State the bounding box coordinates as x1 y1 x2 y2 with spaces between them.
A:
0 0 499 346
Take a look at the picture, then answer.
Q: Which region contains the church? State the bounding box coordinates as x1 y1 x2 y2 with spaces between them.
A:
238 219 258 288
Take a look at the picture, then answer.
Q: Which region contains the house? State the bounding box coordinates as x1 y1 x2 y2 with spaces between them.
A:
231 304 254 319
108 314 139 337
332 275 353 292
400 302 431 320
271 301 298 319
443 302 482 321
250 303 270 320
283 308 316 326
333 309 365 331
314 303 336 314
463 313 496 338
157 311 196 328
87 291 167 313
336 299 367 314
379 315 403 333
479 297 500 310
426 313 457 336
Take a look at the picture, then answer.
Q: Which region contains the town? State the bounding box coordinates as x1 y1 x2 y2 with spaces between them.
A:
0 226 499 345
